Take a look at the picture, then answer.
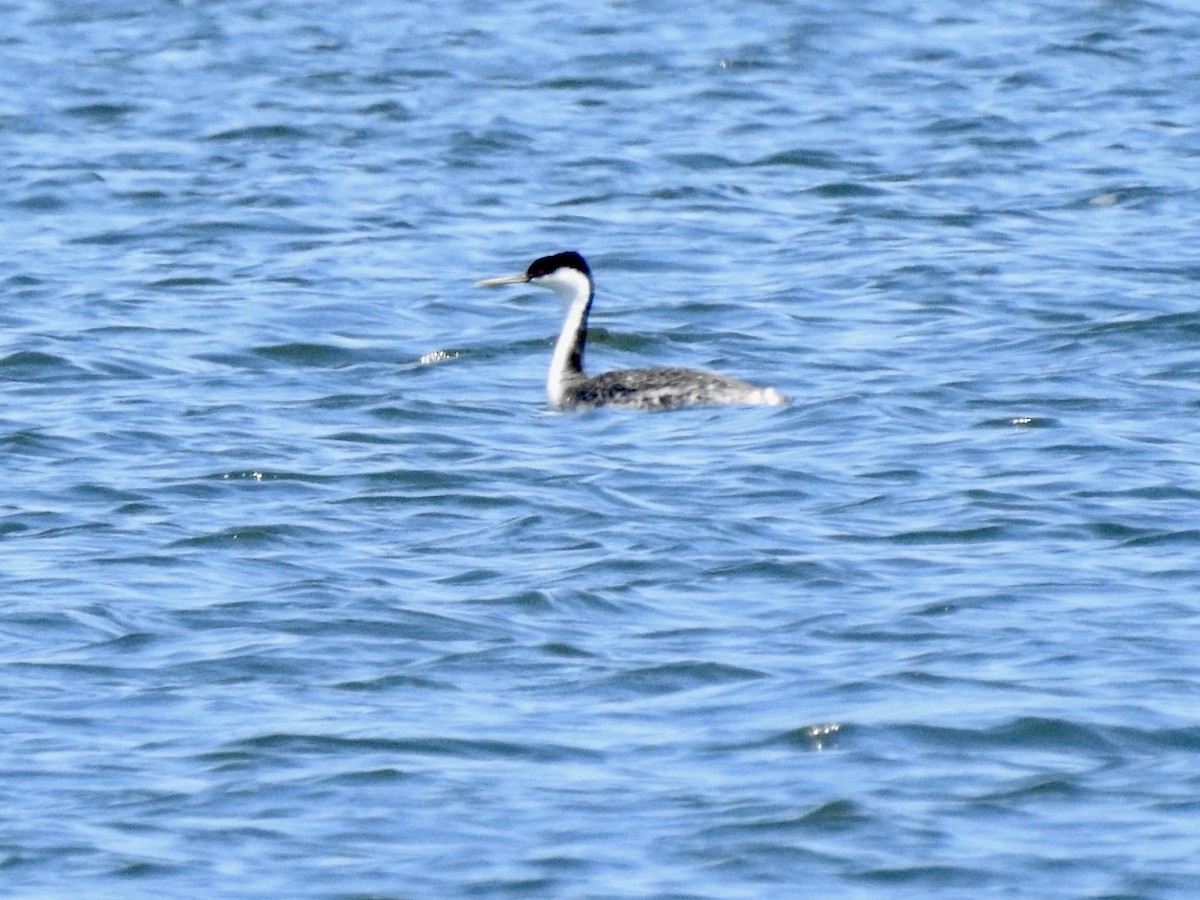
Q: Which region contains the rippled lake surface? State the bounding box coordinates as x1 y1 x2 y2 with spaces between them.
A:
4 1 1200 896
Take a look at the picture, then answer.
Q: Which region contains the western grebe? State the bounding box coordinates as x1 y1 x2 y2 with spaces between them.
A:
476 251 790 411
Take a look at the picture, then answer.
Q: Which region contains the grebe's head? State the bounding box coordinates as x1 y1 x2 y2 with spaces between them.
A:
524 251 589 281
476 251 593 302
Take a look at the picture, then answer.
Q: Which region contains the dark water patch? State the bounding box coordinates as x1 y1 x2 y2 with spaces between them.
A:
536 76 640 92
892 669 1043 697
63 102 139 122
312 392 389 410
750 148 839 169
602 661 766 698
93 553 187 569
910 600 963 617
1110 724 1200 754
0 351 86 381
0 428 82 457
68 228 158 246
1118 529 1200 548
465 588 555 613
162 649 323 683
145 276 227 291
1083 310 1200 338
819 625 947 646
538 642 595 659
292 607 497 644
703 557 845 584
743 723 847 753
4 274 47 289
359 467 485 494
0 512 73 541
229 192 306 210
197 470 333 488
695 84 773 103
838 524 1012 545
318 767 413 786
1076 485 1200 502
252 342 358 367
919 114 1016 136
976 775 1084 803
325 430 402 445
644 185 732 205
1044 35 1139 64
706 798 868 836
898 717 1119 755
113 189 170 204
548 193 617 208
576 48 665 69
666 152 741 171
92 630 159 653
1085 521 1156 542
230 733 599 763
794 798 867 828
1070 185 1164 209
447 126 532 158
1042 441 1134 457
11 660 130 682
0 520 32 538
967 134 1038 152
358 99 413 120
27 520 114 541
963 395 1107 413
856 467 922 482
179 217 331 239
92 358 163 380
189 351 270 371
334 674 452 692
205 124 313 142
83 324 199 339
10 193 68 212
975 416 1058 429
112 860 184 879
932 210 990 228
807 182 889 199
852 864 992 888
167 523 323 549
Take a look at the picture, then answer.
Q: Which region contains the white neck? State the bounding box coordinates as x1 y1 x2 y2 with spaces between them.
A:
539 268 593 407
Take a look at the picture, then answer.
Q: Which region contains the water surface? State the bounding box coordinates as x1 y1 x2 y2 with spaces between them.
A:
3 1 1200 896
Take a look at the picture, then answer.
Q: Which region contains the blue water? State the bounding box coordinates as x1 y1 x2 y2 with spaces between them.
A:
4 1 1200 896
